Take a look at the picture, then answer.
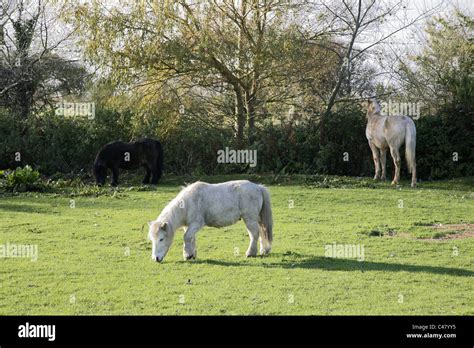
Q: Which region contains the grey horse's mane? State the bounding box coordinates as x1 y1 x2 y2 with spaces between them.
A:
369 98 382 115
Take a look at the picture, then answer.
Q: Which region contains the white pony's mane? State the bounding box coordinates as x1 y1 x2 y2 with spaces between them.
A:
155 189 188 234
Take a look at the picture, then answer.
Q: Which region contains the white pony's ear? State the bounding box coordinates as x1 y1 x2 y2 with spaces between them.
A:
160 222 168 230
148 221 159 240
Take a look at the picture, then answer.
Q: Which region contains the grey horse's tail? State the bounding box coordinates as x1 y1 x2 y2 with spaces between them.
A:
259 185 273 255
405 121 416 174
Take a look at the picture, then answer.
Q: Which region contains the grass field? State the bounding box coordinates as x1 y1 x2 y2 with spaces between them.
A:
0 174 473 315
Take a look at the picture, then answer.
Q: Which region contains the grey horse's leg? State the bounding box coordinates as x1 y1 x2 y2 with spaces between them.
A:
380 148 387 181
411 162 417 188
369 142 381 180
389 146 401 185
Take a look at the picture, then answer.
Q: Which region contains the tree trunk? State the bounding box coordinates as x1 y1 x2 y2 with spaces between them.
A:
236 0 248 148
234 85 246 148
246 89 256 145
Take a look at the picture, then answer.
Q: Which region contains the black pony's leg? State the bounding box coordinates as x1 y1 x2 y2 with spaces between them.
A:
150 158 163 185
111 166 119 186
151 158 163 185
150 164 159 185
143 165 151 184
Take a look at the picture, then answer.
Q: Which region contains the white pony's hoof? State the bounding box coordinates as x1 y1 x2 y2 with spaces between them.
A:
260 248 271 256
183 253 196 260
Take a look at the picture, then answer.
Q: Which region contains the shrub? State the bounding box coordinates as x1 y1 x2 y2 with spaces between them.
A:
1 165 41 192
416 107 474 179
0 103 472 180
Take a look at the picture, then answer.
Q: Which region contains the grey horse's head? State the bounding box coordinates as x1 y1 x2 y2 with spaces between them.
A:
366 98 381 117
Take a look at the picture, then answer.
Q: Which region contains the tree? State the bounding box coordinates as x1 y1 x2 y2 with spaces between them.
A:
67 0 311 146
304 0 441 116
398 11 473 114
0 0 89 118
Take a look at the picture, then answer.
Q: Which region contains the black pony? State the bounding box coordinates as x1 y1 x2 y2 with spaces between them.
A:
93 138 164 186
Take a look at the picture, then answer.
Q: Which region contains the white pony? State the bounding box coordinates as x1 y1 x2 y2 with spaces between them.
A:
148 180 273 262
366 99 417 187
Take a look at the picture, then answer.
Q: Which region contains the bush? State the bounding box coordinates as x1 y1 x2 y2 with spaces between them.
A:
256 107 373 176
0 103 472 181
416 107 474 179
1 165 41 192
0 107 132 177
255 105 473 180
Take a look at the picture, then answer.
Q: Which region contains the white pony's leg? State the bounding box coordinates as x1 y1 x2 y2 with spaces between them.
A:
380 148 387 180
244 220 259 257
389 146 401 185
369 142 381 180
183 223 202 260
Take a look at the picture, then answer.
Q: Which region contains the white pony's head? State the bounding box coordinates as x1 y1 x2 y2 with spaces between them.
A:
148 221 174 262
366 98 382 117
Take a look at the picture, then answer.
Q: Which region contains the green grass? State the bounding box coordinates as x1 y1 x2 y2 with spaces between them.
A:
0 175 473 315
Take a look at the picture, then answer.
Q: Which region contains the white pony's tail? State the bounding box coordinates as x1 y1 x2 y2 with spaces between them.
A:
259 185 273 255
405 120 416 174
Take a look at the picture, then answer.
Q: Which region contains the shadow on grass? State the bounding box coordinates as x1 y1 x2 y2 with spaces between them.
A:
0 202 57 214
192 255 474 277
